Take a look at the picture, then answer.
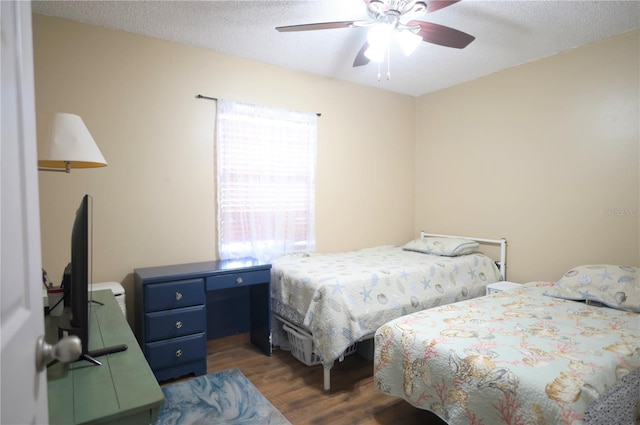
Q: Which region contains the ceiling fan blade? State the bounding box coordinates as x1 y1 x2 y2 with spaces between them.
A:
353 42 371 67
409 20 475 49
426 0 462 14
276 21 358 32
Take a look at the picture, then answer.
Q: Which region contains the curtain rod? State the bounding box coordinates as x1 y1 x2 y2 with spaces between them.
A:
196 94 321 117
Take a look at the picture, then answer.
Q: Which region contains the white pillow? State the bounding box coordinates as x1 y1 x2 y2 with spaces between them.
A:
403 237 479 257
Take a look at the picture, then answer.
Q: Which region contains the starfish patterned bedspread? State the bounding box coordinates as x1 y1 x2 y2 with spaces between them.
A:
271 245 501 364
374 281 640 425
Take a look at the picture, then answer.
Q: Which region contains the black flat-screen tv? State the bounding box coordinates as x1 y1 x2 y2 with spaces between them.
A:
62 194 127 365
69 193 93 361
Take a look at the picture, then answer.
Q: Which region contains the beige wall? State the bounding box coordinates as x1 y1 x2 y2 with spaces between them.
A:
32 15 416 321
32 14 640 319
415 30 640 283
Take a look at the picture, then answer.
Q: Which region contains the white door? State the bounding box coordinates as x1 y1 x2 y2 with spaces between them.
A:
1 1 49 424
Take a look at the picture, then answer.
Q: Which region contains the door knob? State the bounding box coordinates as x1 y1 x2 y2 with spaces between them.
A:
35 335 82 372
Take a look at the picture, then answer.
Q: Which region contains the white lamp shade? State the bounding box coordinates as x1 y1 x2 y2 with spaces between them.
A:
364 24 393 63
396 30 422 56
364 44 386 63
38 113 107 169
367 24 392 51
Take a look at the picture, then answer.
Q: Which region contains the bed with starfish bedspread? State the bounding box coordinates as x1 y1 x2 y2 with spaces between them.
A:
272 232 506 390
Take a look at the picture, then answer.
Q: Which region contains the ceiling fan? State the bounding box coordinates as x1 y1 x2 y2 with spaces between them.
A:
276 0 475 68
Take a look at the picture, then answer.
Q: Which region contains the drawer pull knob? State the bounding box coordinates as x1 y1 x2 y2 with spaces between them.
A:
176 321 183 329
175 349 183 357
236 277 243 285
175 292 183 301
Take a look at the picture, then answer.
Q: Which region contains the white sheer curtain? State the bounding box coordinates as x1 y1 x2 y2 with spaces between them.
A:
216 99 317 262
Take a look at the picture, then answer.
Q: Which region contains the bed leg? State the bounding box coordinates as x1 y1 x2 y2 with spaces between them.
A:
323 364 331 391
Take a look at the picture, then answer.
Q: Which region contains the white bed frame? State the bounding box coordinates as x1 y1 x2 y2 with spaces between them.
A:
276 231 508 390
420 231 507 280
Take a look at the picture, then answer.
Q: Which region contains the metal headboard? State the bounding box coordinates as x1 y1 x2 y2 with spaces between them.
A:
420 231 507 280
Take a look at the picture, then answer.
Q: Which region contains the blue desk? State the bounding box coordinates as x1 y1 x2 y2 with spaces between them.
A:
134 258 272 382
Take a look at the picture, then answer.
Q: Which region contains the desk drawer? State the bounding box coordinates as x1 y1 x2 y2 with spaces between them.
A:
144 305 206 342
145 333 206 371
206 269 270 291
144 278 204 312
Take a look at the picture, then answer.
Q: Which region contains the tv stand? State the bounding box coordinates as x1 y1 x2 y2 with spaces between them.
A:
47 343 128 367
57 320 128 366
45 290 163 424
78 353 101 366
83 344 129 366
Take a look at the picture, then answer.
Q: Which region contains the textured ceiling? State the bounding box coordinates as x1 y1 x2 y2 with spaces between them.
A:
31 0 640 97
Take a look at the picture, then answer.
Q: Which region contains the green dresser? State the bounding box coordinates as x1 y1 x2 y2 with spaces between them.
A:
46 290 164 424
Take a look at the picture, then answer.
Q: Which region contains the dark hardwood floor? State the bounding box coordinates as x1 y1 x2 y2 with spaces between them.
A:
179 334 447 425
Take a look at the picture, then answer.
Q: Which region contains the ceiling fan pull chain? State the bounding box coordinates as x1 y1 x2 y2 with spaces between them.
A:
377 61 382 81
387 46 391 80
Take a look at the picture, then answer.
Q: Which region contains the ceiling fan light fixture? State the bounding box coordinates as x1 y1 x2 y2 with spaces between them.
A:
396 29 422 56
367 23 393 49
365 23 392 62
364 44 386 63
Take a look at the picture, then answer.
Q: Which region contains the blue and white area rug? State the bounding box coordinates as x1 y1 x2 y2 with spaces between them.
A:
154 368 291 425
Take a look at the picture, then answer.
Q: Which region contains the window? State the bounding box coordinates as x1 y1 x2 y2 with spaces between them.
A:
216 99 317 262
